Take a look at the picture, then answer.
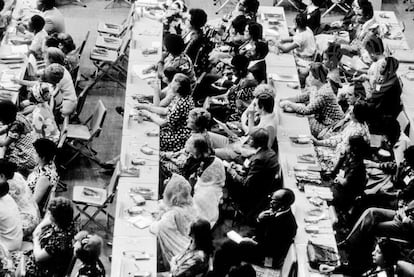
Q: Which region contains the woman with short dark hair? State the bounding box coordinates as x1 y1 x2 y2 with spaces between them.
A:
138 74 195 152
26 138 59 210
14 196 75 277
0 101 37 173
157 34 196 88
184 9 208 63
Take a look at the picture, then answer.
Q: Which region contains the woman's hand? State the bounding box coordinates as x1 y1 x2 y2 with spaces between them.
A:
352 73 367 82
258 209 273 221
334 176 346 185
139 110 153 120
134 103 150 110
364 159 379 168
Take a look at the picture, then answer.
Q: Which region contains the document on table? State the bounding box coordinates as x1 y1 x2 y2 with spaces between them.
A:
132 64 157 80
0 71 20 91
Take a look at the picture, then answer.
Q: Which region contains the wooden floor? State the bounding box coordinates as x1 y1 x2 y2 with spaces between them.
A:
56 0 414 275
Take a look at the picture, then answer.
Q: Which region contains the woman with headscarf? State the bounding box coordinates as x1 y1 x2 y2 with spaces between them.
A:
150 174 198 270
366 56 402 134
280 62 344 137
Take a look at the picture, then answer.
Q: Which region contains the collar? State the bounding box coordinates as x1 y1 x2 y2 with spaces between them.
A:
275 208 291 217
248 59 265 68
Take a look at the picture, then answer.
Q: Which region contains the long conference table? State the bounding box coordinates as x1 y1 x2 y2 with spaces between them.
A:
112 5 345 277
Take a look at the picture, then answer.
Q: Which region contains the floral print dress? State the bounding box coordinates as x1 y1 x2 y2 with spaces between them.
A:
227 78 258 121
160 96 194 152
14 223 75 277
5 114 37 172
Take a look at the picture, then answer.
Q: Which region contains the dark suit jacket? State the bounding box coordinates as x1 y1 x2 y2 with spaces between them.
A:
239 148 280 215
248 60 267 84
255 209 298 267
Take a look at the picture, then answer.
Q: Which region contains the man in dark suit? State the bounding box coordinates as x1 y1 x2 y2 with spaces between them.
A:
226 128 281 219
248 40 269 84
211 188 297 275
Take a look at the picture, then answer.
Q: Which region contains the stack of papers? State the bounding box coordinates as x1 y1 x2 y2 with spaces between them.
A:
304 185 333 201
132 64 157 80
0 71 20 91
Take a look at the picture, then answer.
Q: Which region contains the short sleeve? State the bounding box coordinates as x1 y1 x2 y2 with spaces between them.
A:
293 32 304 49
167 99 189 129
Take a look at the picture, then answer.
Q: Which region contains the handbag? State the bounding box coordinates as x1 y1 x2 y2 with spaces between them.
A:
306 240 339 270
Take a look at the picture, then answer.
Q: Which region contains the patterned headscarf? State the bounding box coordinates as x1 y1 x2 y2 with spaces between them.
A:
31 82 52 103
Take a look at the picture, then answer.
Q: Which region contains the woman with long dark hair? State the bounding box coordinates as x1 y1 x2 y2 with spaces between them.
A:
169 219 213 277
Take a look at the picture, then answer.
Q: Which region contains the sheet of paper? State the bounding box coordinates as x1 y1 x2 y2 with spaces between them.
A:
132 64 157 80
227 230 243 244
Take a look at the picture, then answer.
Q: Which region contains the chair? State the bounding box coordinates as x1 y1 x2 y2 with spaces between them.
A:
280 244 298 277
273 0 301 10
70 81 94 123
397 109 411 137
97 4 135 37
39 180 57 217
89 29 131 89
322 0 350 17
72 162 121 233
59 100 107 168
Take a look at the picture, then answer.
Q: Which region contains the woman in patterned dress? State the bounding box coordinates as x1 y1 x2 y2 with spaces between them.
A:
313 101 371 171
26 139 59 213
74 231 105 277
280 62 344 137
0 101 37 174
13 197 75 277
139 73 195 152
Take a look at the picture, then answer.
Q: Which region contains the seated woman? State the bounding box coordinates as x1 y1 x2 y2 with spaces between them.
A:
0 181 23 252
150 174 198 269
365 57 402 135
188 135 225 227
138 73 194 152
319 82 366 139
56 33 78 73
19 82 60 143
329 0 369 30
154 34 196 88
238 21 263 56
278 13 316 87
280 62 344 137
312 100 370 171
183 8 208 63
301 0 323 34
0 101 37 173
340 1 376 55
161 108 228 177
208 15 248 65
169 219 213 277
26 138 59 211
362 238 402 277
74 231 105 277
329 135 369 215
213 54 257 122
0 159 39 238
352 34 385 95
13 197 75 277
247 40 269 84
223 14 248 49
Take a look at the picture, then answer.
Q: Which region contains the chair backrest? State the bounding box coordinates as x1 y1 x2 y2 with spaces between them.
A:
281 243 298 277
75 82 94 117
40 181 57 216
106 162 121 202
118 29 132 58
397 109 411 136
86 100 107 138
76 31 90 57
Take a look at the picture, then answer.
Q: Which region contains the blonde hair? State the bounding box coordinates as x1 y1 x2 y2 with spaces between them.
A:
163 174 193 207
